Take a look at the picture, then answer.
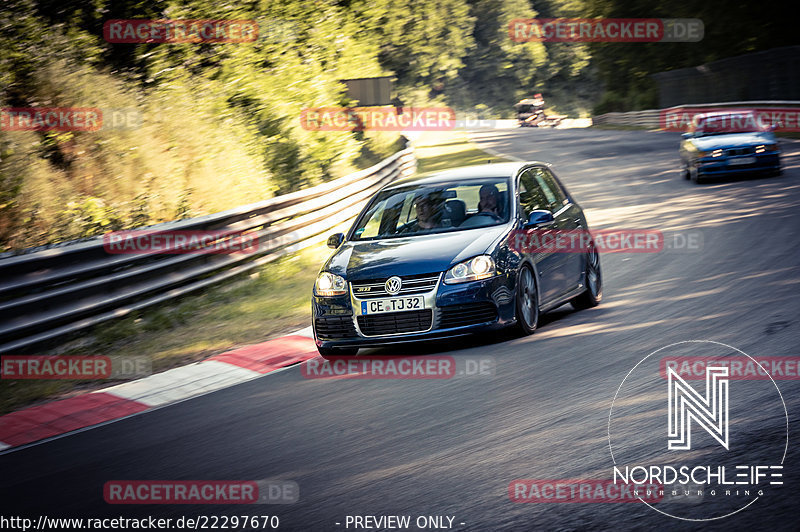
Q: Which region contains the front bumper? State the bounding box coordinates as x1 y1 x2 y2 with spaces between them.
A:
312 272 517 348
696 153 780 176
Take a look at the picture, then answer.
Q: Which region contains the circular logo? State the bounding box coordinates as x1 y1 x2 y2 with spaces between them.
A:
385 276 402 295
608 340 788 522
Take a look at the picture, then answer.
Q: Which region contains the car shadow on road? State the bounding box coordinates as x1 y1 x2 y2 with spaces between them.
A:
689 170 783 185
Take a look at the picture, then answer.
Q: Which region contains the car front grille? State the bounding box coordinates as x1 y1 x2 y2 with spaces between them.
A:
315 315 357 339
357 310 433 336
726 147 755 156
438 302 498 329
351 272 440 299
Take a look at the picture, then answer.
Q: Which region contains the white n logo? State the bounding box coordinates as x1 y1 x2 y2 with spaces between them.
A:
667 366 729 450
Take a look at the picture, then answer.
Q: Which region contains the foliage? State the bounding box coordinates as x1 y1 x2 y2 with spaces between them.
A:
0 0 787 249
585 0 797 111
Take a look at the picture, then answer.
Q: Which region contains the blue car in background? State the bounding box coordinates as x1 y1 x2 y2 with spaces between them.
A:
311 162 601 357
680 110 781 183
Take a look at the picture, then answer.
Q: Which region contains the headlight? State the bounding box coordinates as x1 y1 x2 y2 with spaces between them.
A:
757 144 779 153
698 149 722 158
315 272 347 296
444 255 497 284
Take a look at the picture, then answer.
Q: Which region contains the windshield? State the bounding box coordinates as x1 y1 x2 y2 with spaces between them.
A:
351 179 512 241
691 113 766 136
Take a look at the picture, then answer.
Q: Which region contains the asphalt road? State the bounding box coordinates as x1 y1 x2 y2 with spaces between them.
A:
2 127 799 531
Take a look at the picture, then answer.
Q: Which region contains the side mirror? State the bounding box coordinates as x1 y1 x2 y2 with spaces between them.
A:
681 132 692 139
523 210 554 229
327 233 345 249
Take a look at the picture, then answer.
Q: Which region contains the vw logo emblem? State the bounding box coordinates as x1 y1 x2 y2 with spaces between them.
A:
385 276 402 295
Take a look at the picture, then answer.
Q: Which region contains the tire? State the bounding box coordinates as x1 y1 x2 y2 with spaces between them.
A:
689 165 704 184
682 162 690 180
317 346 358 359
571 243 602 310
515 265 539 335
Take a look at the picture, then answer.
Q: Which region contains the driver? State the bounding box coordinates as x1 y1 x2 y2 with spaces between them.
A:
412 195 443 230
478 184 501 217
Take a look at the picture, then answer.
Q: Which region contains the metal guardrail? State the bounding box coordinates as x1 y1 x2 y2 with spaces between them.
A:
592 101 800 129
0 147 416 354
591 109 661 128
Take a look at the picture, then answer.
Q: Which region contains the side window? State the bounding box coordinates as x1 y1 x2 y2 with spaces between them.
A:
518 169 549 216
528 167 566 212
540 168 569 209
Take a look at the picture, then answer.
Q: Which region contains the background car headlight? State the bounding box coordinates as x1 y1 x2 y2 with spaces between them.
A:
315 272 347 296
697 149 722 158
755 144 778 154
444 255 497 284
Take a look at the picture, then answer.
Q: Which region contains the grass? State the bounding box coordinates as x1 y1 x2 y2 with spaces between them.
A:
1 129 506 415
87 243 334 366
414 129 509 174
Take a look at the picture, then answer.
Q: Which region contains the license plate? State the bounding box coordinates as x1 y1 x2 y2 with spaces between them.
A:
729 157 756 165
362 296 425 314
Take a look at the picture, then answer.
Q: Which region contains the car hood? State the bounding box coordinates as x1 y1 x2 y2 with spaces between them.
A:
324 225 510 280
690 132 773 150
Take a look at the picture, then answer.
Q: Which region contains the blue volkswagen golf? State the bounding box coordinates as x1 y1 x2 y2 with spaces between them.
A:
311 162 601 356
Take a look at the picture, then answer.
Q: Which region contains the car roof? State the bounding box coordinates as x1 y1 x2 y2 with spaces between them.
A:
386 161 547 189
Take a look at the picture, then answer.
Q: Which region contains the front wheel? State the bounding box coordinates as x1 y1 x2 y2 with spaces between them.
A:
317 346 358 359
571 244 602 310
689 165 705 184
515 265 539 335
